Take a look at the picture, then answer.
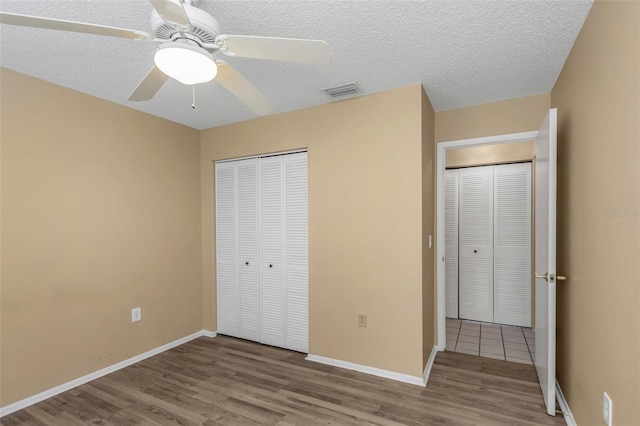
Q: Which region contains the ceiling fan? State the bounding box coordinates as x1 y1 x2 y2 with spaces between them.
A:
0 0 332 115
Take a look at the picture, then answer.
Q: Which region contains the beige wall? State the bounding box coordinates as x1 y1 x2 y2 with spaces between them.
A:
0 69 203 406
435 94 550 142
201 85 427 377
445 141 534 168
551 1 640 424
421 88 436 366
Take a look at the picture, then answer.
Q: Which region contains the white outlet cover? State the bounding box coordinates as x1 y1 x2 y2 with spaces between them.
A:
603 392 612 426
131 307 141 322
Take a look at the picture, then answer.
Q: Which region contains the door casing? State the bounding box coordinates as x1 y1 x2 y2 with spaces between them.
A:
436 131 538 350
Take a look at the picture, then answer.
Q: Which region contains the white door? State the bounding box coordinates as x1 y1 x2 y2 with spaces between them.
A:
237 159 260 342
458 166 494 323
215 161 239 336
283 152 309 352
444 169 459 318
534 108 558 416
259 156 286 348
493 162 532 327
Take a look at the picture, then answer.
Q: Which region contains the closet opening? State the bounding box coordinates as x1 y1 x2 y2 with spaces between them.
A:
214 149 309 354
436 134 538 364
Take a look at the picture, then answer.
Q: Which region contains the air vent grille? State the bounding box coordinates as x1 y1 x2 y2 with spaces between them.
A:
323 82 361 98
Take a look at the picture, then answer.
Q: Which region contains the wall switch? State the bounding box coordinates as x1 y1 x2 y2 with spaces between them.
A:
603 392 612 426
358 313 367 328
131 307 141 322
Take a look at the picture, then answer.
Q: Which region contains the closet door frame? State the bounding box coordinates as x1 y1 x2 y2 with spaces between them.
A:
448 161 533 327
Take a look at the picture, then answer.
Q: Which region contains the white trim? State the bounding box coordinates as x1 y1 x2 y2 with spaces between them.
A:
436 131 539 350
305 354 426 387
0 330 217 417
423 346 439 386
556 379 577 426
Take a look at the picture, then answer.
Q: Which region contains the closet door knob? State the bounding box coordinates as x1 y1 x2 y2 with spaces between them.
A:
245 261 249 266
473 250 478 253
269 264 273 268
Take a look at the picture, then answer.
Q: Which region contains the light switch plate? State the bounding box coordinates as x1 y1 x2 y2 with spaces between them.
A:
132 307 141 322
603 392 612 426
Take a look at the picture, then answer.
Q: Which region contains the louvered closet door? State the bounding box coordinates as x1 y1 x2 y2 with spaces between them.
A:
493 163 532 327
259 156 286 348
237 159 260 341
215 162 239 336
283 152 309 352
444 169 459 319
458 166 494 323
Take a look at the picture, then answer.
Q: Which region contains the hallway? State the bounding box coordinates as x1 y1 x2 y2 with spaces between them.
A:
446 318 536 364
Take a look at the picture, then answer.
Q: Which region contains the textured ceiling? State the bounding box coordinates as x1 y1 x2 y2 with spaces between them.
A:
0 0 593 130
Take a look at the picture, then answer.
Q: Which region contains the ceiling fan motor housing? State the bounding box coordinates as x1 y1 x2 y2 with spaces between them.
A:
150 4 220 45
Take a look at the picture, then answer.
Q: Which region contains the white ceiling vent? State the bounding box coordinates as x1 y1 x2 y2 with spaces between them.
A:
323 82 362 99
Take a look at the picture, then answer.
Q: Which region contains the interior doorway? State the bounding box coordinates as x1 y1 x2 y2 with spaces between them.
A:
436 110 560 417
436 131 538 352
441 141 535 364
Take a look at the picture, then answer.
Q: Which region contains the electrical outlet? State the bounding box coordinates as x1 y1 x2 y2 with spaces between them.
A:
358 313 367 328
603 392 612 426
131 307 141 322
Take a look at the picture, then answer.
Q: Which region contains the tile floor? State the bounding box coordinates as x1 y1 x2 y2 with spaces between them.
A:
446 318 536 364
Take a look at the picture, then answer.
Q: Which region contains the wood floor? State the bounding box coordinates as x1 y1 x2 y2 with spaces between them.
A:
1 335 565 426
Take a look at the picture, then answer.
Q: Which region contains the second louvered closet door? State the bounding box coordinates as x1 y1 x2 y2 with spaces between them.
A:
259 156 286 348
215 152 308 353
493 163 531 327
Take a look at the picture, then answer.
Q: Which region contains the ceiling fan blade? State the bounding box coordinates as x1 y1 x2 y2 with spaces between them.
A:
128 66 169 102
149 0 191 29
216 35 332 65
0 12 153 40
215 62 274 115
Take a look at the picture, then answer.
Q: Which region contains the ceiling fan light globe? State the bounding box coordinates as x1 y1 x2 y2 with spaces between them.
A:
154 43 217 85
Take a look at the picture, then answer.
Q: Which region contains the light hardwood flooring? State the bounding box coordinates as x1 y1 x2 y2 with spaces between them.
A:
1 335 565 425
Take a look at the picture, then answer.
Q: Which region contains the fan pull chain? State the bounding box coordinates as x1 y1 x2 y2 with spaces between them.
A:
191 85 197 109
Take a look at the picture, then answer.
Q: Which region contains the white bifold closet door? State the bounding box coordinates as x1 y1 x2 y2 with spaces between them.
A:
215 152 308 353
215 161 239 337
458 166 494 323
493 162 532 327
237 159 260 341
282 153 309 353
444 169 459 318
259 156 286 348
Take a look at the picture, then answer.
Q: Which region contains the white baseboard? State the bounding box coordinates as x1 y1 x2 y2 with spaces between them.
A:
556 379 577 426
305 354 426 387
0 329 217 417
423 346 438 386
